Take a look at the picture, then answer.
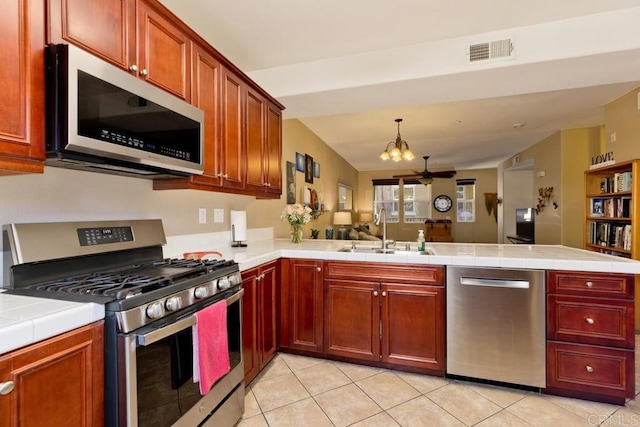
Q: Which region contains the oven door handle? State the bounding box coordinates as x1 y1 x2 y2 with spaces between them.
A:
136 288 244 346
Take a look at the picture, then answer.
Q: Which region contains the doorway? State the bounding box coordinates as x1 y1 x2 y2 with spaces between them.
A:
503 161 534 243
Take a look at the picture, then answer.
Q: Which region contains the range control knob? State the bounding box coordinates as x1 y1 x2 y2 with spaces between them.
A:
165 296 182 312
217 277 231 290
228 275 238 286
194 286 209 299
145 302 164 319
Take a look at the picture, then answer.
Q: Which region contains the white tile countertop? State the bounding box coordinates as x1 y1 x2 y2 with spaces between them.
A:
0 290 104 355
185 239 640 275
3 238 640 356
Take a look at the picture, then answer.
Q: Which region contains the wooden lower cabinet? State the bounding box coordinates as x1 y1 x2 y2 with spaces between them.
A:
323 261 445 373
545 270 635 404
242 261 278 384
280 259 324 354
0 321 104 427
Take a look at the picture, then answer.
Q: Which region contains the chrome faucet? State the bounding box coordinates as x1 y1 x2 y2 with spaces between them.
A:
374 207 393 251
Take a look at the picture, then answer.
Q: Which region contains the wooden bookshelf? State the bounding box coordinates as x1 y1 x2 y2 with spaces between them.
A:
584 160 640 330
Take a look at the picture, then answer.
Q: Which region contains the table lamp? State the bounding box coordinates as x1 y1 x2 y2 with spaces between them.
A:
359 212 373 229
333 212 352 240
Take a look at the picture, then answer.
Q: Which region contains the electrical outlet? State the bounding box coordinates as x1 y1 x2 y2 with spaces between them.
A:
198 208 207 224
610 132 617 143
214 209 224 223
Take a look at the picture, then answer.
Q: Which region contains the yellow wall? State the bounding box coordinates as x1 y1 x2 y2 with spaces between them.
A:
604 88 640 162
357 167 497 243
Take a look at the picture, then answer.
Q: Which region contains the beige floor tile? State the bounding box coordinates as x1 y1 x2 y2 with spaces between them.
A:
387 395 465 427
457 380 529 408
474 410 533 427
604 408 640 426
394 371 450 394
625 397 640 415
250 355 292 384
315 383 382 427
542 393 618 421
334 361 385 382
236 414 269 427
426 382 502 425
250 373 310 412
350 412 401 427
262 397 334 427
356 372 421 410
280 353 326 372
507 395 589 427
294 361 352 395
243 388 261 418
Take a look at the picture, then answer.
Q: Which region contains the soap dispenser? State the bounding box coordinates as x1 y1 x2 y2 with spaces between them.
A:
417 229 426 251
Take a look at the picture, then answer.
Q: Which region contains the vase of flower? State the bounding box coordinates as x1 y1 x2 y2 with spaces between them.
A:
281 203 312 244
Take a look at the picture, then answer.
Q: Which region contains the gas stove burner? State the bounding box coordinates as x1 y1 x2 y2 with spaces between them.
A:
33 272 172 299
143 257 235 271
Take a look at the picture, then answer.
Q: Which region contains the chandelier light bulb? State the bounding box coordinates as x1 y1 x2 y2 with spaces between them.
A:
380 118 415 162
380 151 390 160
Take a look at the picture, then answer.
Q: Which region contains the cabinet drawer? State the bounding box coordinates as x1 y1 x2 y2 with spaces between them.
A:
546 341 634 399
547 271 633 298
547 296 634 348
323 261 444 285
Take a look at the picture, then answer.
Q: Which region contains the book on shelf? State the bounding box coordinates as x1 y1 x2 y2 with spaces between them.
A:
588 222 632 251
590 198 604 217
599 172 632 193
589 196 631 218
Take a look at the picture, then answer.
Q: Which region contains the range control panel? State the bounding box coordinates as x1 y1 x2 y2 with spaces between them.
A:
77 226 134 246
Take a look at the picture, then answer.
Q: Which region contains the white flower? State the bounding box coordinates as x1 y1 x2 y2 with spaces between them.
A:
281 204 313 226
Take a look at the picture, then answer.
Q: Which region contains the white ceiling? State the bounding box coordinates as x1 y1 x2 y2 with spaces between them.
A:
159 0 640 172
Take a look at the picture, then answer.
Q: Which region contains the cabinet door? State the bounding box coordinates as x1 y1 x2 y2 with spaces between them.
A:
220 69 244 189
244 89 266 193
0 0 45 174
286 259 323 353
258 263 278 367
47 0 135 70
191 44 221 179
324 279 379 362
241 267 259 383
137 0 191 101
0 321 104 427
264 103 283 195
381 283 445 371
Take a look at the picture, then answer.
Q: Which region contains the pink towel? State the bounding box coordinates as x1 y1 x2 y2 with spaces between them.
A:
192 300 230 395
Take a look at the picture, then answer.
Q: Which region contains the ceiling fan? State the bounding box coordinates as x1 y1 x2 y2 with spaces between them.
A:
393 156 456 185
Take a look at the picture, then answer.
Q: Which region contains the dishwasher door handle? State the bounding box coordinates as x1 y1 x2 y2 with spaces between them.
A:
460 277 530 289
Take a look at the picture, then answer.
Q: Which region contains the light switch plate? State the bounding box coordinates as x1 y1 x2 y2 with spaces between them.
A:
214 209 224 223
198 208 207 224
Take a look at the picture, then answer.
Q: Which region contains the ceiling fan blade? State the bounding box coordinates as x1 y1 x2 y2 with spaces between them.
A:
430 170 457 178
392 173 420 178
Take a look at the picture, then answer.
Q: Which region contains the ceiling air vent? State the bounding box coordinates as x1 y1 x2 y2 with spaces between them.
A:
467 38 515 64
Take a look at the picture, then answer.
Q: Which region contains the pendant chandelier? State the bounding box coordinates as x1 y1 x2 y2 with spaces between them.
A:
379 118 415 162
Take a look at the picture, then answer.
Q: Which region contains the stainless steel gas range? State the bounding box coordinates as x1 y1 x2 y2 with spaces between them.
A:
2 219 244 426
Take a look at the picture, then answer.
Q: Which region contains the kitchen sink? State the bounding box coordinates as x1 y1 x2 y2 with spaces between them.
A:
338 246 435 255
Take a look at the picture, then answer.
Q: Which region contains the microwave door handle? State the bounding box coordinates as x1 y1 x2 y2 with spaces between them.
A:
136 315 195 346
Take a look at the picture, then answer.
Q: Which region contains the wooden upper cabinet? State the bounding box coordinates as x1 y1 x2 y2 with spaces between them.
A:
48 0 191 101
0 0 45 174
47 0 134 70
137 0 191 101
244 89 266 192
265 104 283 194
191 45 221 178
220 68 245 189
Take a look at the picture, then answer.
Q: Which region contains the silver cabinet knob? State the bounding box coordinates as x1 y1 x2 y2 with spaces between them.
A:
586 365 594 373
0 381 15 395
316 267 321 272
373 291 378 296
165 296 182 312
216 173 222 178
129 64 138 72
586 317 595 325
586 281 594 288
382 291 387 297
140 68 149 77
223 173 229 179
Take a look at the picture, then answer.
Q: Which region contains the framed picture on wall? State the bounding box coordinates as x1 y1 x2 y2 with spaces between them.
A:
313 162 320 178
305 154 314 184
295 152 305 172
286 161 296 204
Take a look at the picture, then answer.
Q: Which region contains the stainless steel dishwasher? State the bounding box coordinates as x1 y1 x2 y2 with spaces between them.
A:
446 266 546 388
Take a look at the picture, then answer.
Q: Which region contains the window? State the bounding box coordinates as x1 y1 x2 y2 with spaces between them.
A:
372 179 431 223
456 179 476 222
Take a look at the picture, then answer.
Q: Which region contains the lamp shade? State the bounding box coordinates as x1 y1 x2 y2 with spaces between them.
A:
333 212 352 226
359 212 373 223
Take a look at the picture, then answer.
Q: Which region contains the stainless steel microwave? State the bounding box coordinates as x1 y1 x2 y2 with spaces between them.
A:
45 44 204 178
